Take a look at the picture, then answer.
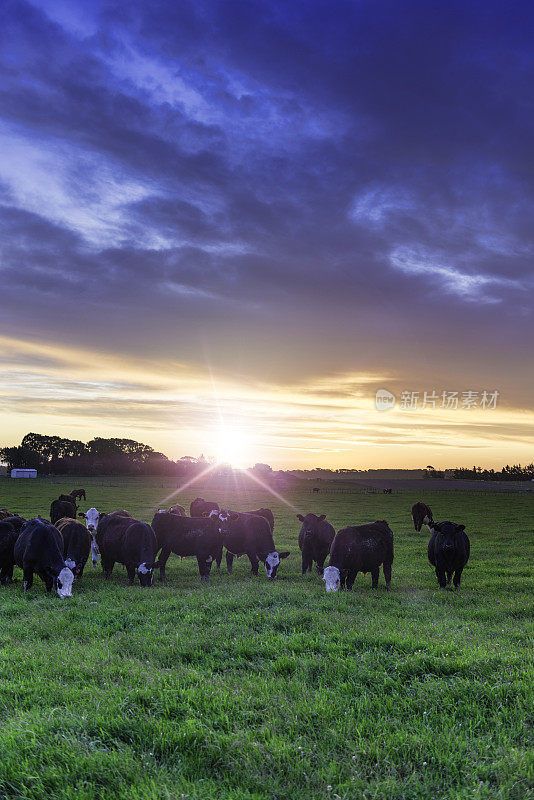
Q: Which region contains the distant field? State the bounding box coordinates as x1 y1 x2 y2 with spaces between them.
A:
0 477 532 799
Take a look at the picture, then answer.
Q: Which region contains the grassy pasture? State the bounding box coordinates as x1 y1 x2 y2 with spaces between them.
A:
0 477 532 800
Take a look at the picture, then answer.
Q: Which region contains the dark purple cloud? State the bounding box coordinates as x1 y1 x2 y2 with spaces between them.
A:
0 0 533 411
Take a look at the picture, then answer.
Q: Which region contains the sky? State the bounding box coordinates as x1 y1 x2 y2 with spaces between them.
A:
1 0 533 469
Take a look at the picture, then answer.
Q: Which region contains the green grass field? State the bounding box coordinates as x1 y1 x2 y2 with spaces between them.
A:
0 477 532 799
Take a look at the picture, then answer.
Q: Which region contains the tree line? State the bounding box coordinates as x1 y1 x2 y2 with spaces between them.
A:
0 433 211 477
451 464 534 482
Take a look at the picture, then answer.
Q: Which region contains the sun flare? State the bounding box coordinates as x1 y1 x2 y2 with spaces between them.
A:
214 426 251 468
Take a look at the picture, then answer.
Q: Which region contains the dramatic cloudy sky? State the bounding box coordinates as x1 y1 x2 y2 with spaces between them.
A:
1 0 533 468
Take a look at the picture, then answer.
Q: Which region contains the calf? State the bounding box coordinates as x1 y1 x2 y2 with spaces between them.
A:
55 518 91 578
190 497 220 517
78 507 107 567
411 502 433 532
215 511 290 579
14 519 74 597
297 513 335 575
151 511 226 582
96 514 156 586
428 521 470 589
70 488 86 501
50 499 77 525
0 519 19 584
168 504 186 516
323 520 394 592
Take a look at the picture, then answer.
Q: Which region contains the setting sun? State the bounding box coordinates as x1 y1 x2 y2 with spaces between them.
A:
213 426 251 468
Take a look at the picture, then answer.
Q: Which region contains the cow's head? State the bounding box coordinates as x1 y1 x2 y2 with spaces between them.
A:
297 513 326 536
323 565 341 592
264 550 290 579
56 566 74 598
78 507 105 532
431 521 465 553
137 562 154 587
209 509 239 535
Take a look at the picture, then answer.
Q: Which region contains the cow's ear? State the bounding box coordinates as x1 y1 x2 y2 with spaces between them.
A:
78 512 86 518
296 514 304 521
456 524 466 532
319 514 326 521
278 551 290 559
98 513 107 519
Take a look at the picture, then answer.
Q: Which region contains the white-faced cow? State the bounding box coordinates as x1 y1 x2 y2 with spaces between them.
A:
297 513 335 575
411 502 433 532
212 510 289 579
428 521 470 589
96 513 156 587
55 517 91 578
78 507 107 567
323 520 394 592
14 519 74 597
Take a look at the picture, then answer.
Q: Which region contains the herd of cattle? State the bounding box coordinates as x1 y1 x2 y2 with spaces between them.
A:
0 493 471 598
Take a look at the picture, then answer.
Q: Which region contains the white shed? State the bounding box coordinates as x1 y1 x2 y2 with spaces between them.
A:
11 468 37 478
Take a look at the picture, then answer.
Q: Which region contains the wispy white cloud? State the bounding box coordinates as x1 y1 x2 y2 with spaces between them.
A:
390 246 528 303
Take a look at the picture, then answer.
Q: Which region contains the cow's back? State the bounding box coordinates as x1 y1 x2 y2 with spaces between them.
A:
332 522 393 571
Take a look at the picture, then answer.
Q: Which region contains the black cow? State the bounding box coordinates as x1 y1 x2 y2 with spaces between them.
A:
2 516 27 534
0 520 19 584
96 514 156 586
151 511 226 582
70 488 86 501
14 519 74 597
190 497 220 517
411 502 433 532
50 499 77 525
297 513 335 575
323 520 394 592
428 521 470 589
55 518 91 578
245 507 275 531
216 511 290 579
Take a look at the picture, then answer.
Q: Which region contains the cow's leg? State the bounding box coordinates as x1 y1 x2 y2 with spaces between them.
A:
226 551 234 574
435 567 447 588
316 553 327 575
383 562 392 590
346 569 357 590
102 558 115 579
43 572 54 593
158 547 171 582
90 539 99 568
126 564 136 585
198 556 213 583
371 568 379 589
446 571 453 586
23 567 33 592
453 567 463 589
215 545 223 569
339 570 347 590
302 555 312 575
248 554 259 576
